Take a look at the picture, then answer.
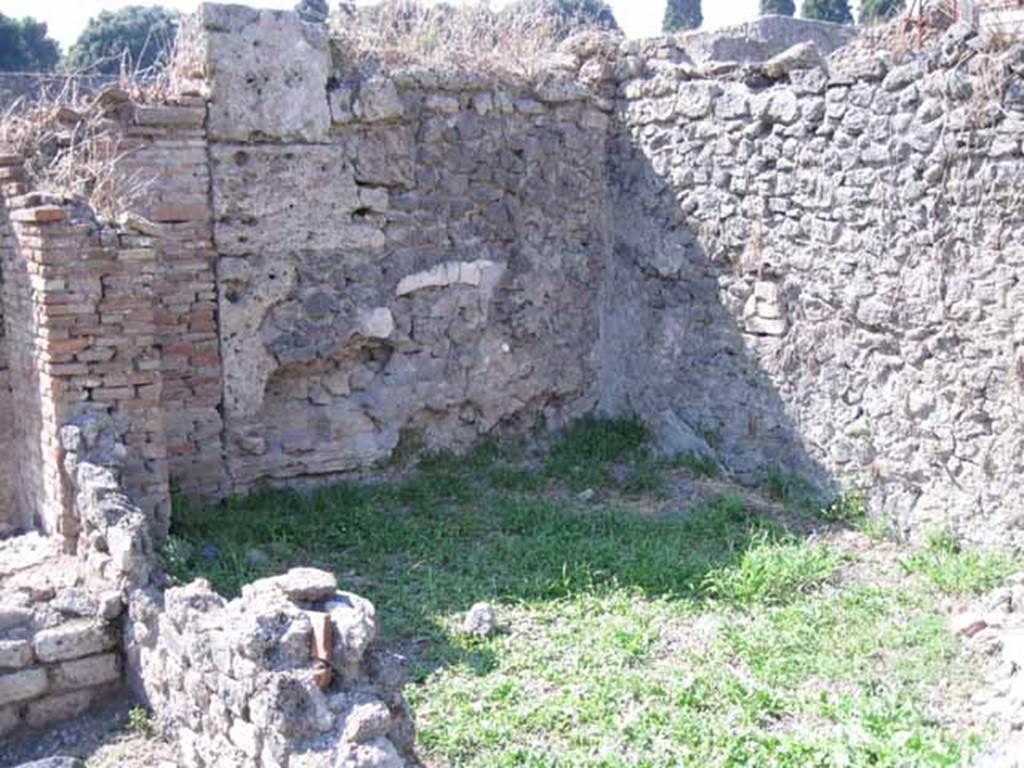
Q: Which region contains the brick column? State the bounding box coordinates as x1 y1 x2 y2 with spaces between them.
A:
4 199 169 543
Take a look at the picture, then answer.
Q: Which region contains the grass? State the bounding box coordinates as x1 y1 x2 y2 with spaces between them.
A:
165 418 1012 767
902 526 1021 596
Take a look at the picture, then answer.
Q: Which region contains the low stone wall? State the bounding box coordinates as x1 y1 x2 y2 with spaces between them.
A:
666 15 858 66
0 534 124 741
131 569 416 768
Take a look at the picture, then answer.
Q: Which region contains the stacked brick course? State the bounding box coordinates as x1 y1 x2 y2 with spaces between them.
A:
118 99 227 498
1 187 170 539
0 152 21 536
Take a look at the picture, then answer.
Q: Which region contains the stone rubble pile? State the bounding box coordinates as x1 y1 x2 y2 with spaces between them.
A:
132 568 417 768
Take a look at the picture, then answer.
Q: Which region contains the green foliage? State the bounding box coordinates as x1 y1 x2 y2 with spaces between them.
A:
703 535 842 606
66 5 178 75
127 705 154 735
859 0 906 23
663 0 703 33
819 488 867 522
762 465 821 512
0 15 60 72
669 451 719 478
902 528 1022 595
295 0 330 24
164 422 987 767
760 0 797 15
801 0 854 24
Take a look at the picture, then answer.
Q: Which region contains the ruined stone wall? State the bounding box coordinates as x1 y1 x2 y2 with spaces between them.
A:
602 28 1024 544
187 6 610 491
131 569 416 768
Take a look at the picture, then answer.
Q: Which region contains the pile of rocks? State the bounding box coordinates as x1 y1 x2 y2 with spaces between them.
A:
132 568 416 768
0 533 124 739
951 575 1024 767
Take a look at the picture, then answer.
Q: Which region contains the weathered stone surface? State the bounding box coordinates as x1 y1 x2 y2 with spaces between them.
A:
0 667 47 703
0 639 32 670
11 758 85 768
33 621 116 663
187 4 330 141
135 575 415 768
761 42 825 79
242 567 338 603
50 653 120 692
462 602 498 637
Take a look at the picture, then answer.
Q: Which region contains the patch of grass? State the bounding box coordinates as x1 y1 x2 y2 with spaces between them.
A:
165 417 990 768
762 465 822 512
703 535 843 606
670 451 719 478
903 527 1021 595
542 416 650 491
819 488 867 523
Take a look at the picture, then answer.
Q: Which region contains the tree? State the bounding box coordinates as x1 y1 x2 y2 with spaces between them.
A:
760 0 796 16
801 0 854 24
663 0 702 32
859 0 906 23
295 0 330 24
66 6 178 75
0 15 61 72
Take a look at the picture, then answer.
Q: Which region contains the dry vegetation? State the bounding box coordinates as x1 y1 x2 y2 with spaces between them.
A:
327 0 615 77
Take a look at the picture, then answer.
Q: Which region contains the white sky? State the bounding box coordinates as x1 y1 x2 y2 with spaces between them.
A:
0 0 789 49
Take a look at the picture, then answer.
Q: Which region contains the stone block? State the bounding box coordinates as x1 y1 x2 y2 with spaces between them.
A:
25 689 96 729
50 653 120 692
191 4 331 141
0 639 33 670
0 667 47 704
33 620 116 663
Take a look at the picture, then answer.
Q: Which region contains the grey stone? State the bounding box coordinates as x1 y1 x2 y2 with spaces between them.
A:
188 4 331 141
0 667 47 703
33 620 116 663
0 639 32 670
358 78 404 122
761 42 824 79
13 759 85 768
462 602 498 637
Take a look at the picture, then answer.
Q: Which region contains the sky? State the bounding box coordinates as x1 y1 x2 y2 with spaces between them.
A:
2 0 782 49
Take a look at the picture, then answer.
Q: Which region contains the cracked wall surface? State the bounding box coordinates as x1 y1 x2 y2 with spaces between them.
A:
189 5 611 491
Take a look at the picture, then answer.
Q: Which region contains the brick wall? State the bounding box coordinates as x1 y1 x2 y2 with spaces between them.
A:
0 152 21 536
116 101 228 498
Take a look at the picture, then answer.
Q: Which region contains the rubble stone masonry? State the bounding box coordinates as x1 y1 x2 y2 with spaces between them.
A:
1 2 1024 760
1 4 1024 597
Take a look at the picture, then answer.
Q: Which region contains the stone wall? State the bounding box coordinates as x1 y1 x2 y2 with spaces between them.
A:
188 5 610 492
0 2 1023 604
602 27 1024 543
0 532 124 742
